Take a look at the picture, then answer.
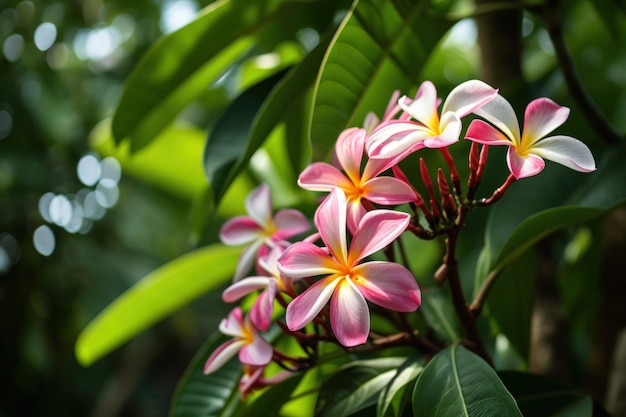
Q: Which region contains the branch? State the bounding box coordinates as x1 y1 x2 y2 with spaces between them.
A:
543 0 624 146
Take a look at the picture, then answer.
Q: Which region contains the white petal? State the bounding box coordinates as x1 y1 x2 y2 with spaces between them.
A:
531 135 596 173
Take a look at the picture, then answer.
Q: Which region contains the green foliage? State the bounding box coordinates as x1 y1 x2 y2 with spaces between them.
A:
412 344 522 416
75 244 240 366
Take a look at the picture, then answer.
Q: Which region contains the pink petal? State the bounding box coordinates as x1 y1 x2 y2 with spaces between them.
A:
507 147 545 178
273 209 310 240
352 262 421 311
220 216 263 245
522 98 570 146
239 334 273 366
250 281 277 330
330 279 370 347
335 128 366 184
204 339 246 374
464 119 513 146
366 121 430 160
286 275 343 331
422 112 461 148
219 307 244 337
298 162 354 192
258 246 283 277
349 210 410 265
399 81 439 129
362 153 403 179
222 276 270 303
362 177 417 205
363 112 380 134
346 199 367 236
441 79 498 118
382 90 402 121
315 189 349 264
474 94 520 144
531 135 596 173
245 184 273 228
233 238 264 282
277 241 340 279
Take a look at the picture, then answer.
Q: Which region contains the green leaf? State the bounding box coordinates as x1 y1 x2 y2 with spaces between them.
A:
499 371 593 417
316 357 408 417
309 0 454 160
412 344 522 416
203 70 289 204
170 334 245 417
377 358 423 417
112 0 336 151
484 249 536 361
75 244 240 366
420 287 462 342
236 372 305 417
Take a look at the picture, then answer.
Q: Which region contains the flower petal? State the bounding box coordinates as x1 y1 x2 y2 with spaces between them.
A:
239 334 273 366
441 79 498 118
250 281 277 331
366 121 430 160
220 216 263 245
335 128 366 184
286 275 343 331
522 98 570 146
245 184 273 228
204 339 245 374
531 135 596 173
277 241 340 279
464 119 512 146
330 279 370 347
352 262 421 311
315 189 348 264
233 238 264 282
362 177 417 205
298 162 353 192
273 209 310 240
507 147 545 178
222 276 271 303
474 94 520 145
399 81 439 129
422 111 461 148
349 210 410 265
346 199 367 236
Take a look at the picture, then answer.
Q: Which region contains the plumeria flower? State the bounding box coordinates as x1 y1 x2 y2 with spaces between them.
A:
366 80 498 161
298 127 417 234
220 184 310 281
277 188 421 347
465 95 596 178
238 364 292 399
222 247 293 331
203 307 273 375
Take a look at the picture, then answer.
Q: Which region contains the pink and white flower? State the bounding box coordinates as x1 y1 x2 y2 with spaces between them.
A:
465 95 596 178
366 80 498 161
220 184 310 281
298 127 416 234
203 307 273 375
277 188 421 347
222 247 293 331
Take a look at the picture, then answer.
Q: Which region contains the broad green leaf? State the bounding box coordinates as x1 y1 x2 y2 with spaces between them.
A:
75 244 240 366
413 344 522 416
90 120 207 201
499 371 593 417
484 249 536 361
420 288 462 342
203 70 288 204
377 358 423 417
309 0 454 160
235 372 305 417
112 0 336 151
316 357 407 417
170 334 245 417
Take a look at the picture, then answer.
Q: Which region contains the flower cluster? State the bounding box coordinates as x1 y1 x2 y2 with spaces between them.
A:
203 79 596 396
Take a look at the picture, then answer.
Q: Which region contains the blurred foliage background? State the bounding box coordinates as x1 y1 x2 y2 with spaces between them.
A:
1 0 625 416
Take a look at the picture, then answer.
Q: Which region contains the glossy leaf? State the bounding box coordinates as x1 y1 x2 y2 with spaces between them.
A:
75 244 240 366
170 334 245 417
316 357 407 417
377 358 423 417
236 372 305 417
309 0 454 160
499 371 593 417
413 344 522 416
112 0 335 151
420 288 462 342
